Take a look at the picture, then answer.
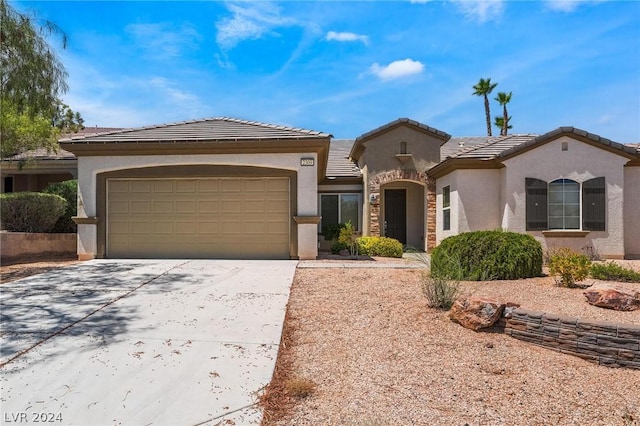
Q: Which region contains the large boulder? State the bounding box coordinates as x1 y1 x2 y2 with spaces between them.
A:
584 283 640 311
449 298 507 331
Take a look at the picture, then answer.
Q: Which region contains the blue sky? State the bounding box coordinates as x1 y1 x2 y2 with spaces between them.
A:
16 0 640 142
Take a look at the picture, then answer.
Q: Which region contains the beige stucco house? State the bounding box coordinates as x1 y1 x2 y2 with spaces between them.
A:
12 116 635 261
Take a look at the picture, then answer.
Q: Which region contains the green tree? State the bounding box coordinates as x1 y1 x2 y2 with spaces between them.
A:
0 0 75 156
0 100 59 157
53 101 85 134
472 77 498 137
494 116 512 135
494 91 512 136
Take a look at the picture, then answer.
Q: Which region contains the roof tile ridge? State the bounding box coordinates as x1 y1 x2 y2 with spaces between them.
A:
217 116 323 136
449 137 496 157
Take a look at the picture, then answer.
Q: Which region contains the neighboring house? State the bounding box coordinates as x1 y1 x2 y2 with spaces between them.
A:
55 117 639 261
0 127 123 193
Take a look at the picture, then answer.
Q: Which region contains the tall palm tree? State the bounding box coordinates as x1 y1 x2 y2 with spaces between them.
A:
495 91 512 136
494 116 512 135
472 77 498 137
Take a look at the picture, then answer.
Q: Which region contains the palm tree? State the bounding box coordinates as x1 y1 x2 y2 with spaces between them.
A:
494 116 512 135
495 91 512 136
472 78 498 136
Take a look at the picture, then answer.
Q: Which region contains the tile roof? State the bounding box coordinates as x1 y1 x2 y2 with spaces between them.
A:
326 139 361 178
60 117 331 143
3 148 77 161
446 134 538 159
355 118 451 143
440 136 490 161
497 127 638 159
626 143 640 153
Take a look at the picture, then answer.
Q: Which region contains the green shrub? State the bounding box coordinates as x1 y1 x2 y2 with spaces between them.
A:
357 236 403 258
590 262 640 283
0 192 66 232
322 223 346 241
338 221 358 256
548 247 591 288
421 272 460 310
431 230 543 280
330 240 348 254
44 180 77 233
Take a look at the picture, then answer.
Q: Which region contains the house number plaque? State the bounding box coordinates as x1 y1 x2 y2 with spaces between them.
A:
300 158 315 166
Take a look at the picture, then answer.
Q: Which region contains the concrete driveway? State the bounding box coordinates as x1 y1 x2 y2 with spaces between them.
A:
0 259 297 425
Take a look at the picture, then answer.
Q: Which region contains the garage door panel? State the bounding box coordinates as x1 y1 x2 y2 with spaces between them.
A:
107 177 290 259
198 200 219 213
131 201 151 214
198 222 219 234
198 180 219 192
222 180 243 192
153 180 173 192
176 200 196 213
175 222 196 234
176 180 196 193
131 181 152 193
222 200 242 213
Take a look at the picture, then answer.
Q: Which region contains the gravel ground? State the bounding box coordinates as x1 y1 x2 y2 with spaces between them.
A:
0 258 79 284
267 266 640 426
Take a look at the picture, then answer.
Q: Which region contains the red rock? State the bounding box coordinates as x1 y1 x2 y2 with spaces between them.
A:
449 298 506 331
583 283 640 311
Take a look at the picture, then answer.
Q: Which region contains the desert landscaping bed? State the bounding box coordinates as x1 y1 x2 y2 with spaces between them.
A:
262 267 640 425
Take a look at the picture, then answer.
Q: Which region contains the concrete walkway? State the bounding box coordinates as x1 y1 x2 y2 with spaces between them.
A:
0 259 297 425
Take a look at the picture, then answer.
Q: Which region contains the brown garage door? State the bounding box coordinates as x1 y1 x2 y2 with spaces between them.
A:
107 177 290 259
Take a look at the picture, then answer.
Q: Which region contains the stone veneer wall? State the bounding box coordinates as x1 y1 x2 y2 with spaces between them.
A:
367 170 437 251
496 308 640 369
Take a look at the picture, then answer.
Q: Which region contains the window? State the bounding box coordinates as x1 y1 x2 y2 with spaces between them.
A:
400 141 408 154
3 176 14 193
525 177 605 231
319 193 361 231
548 179 580 230
442 185 451 231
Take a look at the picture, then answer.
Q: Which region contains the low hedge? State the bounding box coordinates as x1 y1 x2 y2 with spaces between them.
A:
44 180 78 233
590 262 640 282
0 192 66 232
431 230 543 280
358 236 403 258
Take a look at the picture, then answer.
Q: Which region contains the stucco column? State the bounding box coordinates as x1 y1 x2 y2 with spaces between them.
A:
73 218 98 260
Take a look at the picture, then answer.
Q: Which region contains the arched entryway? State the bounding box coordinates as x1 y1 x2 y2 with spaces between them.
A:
367 169 436 251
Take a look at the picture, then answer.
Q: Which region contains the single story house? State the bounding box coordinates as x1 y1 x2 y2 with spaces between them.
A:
1 127 123 193
5 117 639 260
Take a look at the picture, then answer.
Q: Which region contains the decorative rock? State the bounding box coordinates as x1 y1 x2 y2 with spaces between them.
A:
338 249 350 256
583 283 640 311
449 298 506 331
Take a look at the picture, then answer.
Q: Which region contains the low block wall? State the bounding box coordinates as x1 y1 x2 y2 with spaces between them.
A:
0 232 76 263
496 308 640 369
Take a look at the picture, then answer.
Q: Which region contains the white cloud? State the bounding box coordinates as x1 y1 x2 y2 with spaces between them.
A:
326 31 370 46
544 0 602 12
125 23 201 59
451 0 504 23
147 77 199 104
370 59 425 81
216 1 296 50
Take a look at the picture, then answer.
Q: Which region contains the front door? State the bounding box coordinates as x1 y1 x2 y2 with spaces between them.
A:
384 189 406 244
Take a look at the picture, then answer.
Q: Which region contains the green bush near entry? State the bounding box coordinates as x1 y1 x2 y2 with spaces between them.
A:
357 236 403 258
431 230 543 280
